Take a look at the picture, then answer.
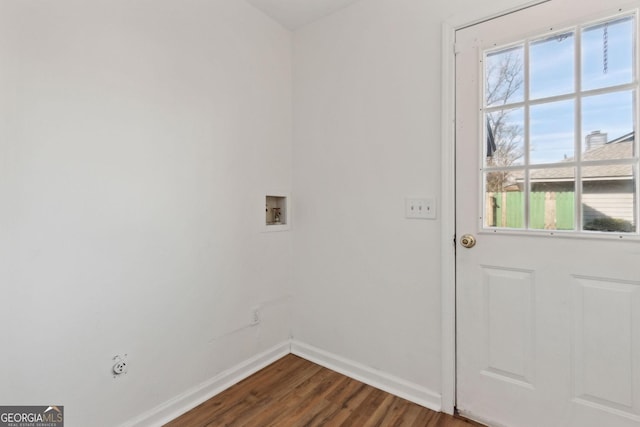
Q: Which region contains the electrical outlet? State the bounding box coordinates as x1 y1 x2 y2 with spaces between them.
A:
112 354 128 377
113 361 127 374
250 307 261 326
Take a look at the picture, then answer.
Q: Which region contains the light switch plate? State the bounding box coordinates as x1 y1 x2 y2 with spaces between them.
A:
405 197 436 219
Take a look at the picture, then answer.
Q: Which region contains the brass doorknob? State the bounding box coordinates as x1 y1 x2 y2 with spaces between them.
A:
460 234 476 248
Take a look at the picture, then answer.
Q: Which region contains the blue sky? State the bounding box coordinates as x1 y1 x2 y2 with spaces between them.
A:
486 15 634 165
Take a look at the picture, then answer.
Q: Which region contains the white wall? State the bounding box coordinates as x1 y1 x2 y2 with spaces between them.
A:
0 1 292 425
292 0 546 404
0 0 562 424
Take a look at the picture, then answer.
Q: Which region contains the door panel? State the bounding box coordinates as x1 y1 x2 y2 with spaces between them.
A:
455 1 640 426
482 266 535 387
572 277 640 414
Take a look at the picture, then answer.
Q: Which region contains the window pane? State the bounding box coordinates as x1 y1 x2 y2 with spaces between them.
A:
485 171 525 228
530 32 575 99
480 13 639 235
582 16 634 91
530 168 575 230
530 99 575 164
582 91 634 158
486 45 525 107
582 165 636 232
486 108 525 167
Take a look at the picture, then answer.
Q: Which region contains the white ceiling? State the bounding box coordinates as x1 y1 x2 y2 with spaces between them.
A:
245 0 363 30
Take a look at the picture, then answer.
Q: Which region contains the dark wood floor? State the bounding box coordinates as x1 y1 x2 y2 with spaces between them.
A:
165 354 483 427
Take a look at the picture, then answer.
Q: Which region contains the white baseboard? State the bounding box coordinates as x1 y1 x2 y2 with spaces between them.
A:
290 340 441 412
120 341 290 427
121 339 442 426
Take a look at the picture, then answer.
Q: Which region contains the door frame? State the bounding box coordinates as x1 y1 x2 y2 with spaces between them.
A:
439 0 551 414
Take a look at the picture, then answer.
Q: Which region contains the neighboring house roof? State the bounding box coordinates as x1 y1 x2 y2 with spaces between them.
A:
524 132 634 183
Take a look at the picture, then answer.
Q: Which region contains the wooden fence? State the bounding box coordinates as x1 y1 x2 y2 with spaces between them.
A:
487 191 574 230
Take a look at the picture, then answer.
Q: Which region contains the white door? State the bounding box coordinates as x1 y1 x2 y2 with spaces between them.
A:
456 1 640 426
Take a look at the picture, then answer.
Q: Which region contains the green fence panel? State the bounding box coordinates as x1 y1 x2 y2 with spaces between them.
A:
506 192 524 228
491 191 575 230
530 192 545 229
556 191 575 230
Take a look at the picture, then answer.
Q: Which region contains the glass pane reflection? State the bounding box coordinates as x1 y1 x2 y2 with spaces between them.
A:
529 168 575 230
486 46 525 107
582 16 634 91
582 165 636 232
530 99 575 164
530 32 575 99
485 171 524 228
486 108 525 167
582 91 635 159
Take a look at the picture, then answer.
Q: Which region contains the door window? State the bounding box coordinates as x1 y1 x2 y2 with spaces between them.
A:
483 13 638 234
